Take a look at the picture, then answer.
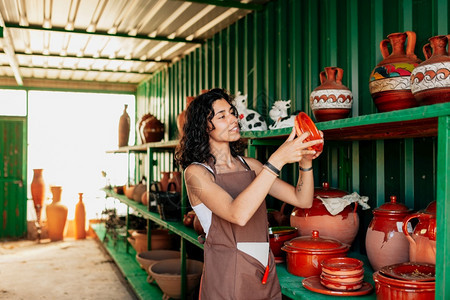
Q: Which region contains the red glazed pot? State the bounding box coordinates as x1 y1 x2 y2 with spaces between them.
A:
402 201 436 264
321 257 364 276
139 113 164 143
290 182 359 245
373 271 435 300
366 195 412 271
369 31 421 112
281 230 349 277
268 226 298 259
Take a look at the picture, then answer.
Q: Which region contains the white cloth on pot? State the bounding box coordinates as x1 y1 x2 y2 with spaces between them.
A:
316 192 370 216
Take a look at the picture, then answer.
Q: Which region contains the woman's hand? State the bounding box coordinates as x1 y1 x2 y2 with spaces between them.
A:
268 128 324 169
302 130 324 161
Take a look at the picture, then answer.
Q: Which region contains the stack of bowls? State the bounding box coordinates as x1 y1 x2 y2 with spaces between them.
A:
373 262 435 299
320 257 365 291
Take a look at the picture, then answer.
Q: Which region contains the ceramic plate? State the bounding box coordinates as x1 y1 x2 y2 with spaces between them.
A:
379 262 435 282
294 112 323 152
302 276 373 297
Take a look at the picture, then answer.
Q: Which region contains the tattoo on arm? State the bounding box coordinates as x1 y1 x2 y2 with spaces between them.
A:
297 174 304 192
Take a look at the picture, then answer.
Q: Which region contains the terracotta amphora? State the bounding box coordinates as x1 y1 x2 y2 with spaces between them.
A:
74 193 86 239
402 201 436 264
310 67 353 122
118 104 130 147
365 196 412 271
31 169 46 222
369 31 421 112
411 35 450 105
177 96 195 137
46 186 68 241
290 182 359 245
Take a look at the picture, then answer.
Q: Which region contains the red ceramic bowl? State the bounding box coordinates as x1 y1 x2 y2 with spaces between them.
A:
321 270 365 283
373 271 435 299
294 112 323 152
321 257 364 276
320 275 363 291
269 226 298 258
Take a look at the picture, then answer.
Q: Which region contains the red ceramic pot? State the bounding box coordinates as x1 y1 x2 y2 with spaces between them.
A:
373 271 435 300
290 182 359 245
402 201 436 264
139 113 164 143
365 195 412 271
268 226 298 260
281 230 349 277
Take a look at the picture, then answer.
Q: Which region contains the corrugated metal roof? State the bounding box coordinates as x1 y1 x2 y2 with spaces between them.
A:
0 0 267 87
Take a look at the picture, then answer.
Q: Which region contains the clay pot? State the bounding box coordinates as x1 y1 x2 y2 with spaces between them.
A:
290 182 359 245
148 259 203 299
118 104 130 147
141 191 149 206
365 195 412 271
402 201 436 264
125 185 135 200
369 31 421 112
74 193 86 239
139 113 164 143
269 226 298 261
46 186 68 241
373 271 435 299
130 229 174 253
281 230 350 277
135 250 181 275
411 35 450 105
133 177 147 203
310 67 353 122
168 171 182 193
321 257 364 276
31 169 46 222
176 96 195 137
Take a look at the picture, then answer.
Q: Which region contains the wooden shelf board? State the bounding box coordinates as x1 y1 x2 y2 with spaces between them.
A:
106 140 179 153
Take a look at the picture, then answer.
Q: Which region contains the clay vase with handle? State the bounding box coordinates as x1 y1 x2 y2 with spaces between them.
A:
74 193 86 239
310 67 353 122
31 169 46 222
411 35 450 105
365 196 412 271
46 186 68 241
402 201 437 264
369 31 421 112
118 104 130 147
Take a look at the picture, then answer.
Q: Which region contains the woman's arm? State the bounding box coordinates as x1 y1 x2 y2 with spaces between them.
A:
185 129 323 226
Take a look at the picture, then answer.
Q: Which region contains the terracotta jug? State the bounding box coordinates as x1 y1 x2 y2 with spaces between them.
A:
139 114 164 143
168 171 182 193
402 201 436 264
369 31 421 112
118 104 130 147
31 169 46 222
46 186 68 241
290 182 359 245
137 113 152 143
411 35 450 105
365 196 412 271
74 193 86 239
160 172 171 192
310 67 353 122
176 96 195 137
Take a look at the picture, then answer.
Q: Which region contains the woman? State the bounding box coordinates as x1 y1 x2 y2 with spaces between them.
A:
175 88 323 299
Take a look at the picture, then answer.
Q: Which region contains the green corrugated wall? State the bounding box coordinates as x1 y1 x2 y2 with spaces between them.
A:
136 0 449 245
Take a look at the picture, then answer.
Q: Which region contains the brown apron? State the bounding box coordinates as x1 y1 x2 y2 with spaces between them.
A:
198 158 281 300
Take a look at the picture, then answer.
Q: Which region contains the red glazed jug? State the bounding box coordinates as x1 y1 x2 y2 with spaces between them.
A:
365 196 412 271
402 201 436 264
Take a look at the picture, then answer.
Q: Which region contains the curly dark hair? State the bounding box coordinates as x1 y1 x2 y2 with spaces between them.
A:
175 88 244 169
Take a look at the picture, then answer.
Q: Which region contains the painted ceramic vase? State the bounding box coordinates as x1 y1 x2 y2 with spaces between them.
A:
402 201 436 264
369 31 421 112
118 104 130 147
31 169 46 222
310 67 353 122
411 35 450 105
74 193 86 239
46 186 68 241
176 96 195 137
290 182 359 246
365 196 412 271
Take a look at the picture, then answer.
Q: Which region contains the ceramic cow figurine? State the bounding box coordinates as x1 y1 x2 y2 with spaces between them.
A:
234 92 267 131
268 100 296 129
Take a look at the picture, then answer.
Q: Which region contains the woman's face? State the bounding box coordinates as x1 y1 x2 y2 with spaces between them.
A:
208 99 240 143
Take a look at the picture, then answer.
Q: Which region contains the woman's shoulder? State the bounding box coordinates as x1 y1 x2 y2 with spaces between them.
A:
185 163 214 178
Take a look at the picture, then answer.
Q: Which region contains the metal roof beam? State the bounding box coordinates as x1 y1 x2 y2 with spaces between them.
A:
0 22 23 86
13 51 172 63
176 0 265 10
0 64 153 75
4 22 204 44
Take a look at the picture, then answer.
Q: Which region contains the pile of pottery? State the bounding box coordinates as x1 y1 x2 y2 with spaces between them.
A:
373 262 435 299
127 229 174 254
320 257 365 291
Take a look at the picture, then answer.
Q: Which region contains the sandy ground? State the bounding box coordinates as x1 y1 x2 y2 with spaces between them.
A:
0 238 137 300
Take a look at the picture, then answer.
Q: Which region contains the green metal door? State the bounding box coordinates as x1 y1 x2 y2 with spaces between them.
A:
0 116 27 239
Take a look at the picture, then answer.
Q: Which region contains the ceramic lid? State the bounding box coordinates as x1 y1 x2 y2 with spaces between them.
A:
314 182 348 198
373 196 411 215
423 201 436 215
284 230 349 253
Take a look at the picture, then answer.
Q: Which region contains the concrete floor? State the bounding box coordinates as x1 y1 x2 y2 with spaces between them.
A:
0 238 137 300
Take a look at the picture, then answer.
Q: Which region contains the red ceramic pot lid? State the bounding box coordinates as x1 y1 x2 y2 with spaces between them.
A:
284 230 349 253
268 226 298 238
321 257 363 272
373 195 411 215
294 112 323 152
379 262 435 282
314 182 348 198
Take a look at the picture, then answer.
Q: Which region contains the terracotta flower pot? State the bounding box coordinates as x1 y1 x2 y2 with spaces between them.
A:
130 229 174 253
135 249 181 276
